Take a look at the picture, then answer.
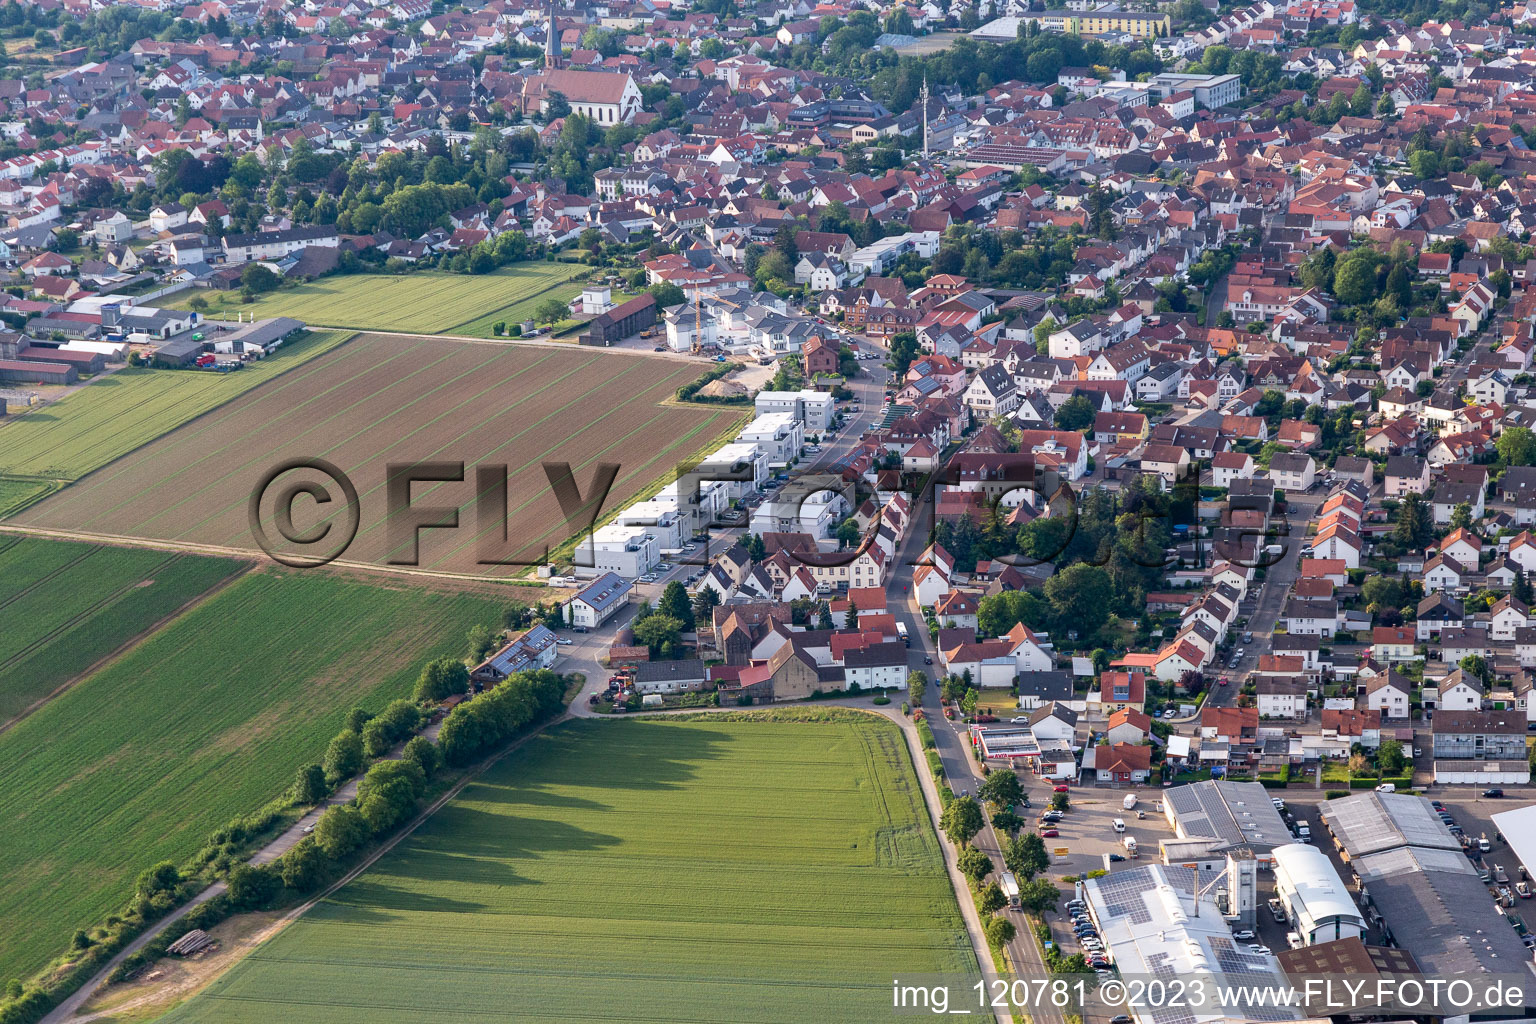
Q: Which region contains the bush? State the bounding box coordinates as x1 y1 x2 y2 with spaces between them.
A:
322 729 365 785
226 863 281 912
438 669 565 766
361 698 424 758
872 695 890 705
401 735 442 778
916 719 937 750
1325 789 1349 799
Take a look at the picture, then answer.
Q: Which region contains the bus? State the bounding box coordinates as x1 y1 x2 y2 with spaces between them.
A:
896 621 910 647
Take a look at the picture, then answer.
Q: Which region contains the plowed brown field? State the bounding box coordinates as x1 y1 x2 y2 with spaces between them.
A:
17 334 741 578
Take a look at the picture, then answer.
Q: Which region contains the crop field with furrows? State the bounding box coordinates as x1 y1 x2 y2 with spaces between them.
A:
0 569 513 984
168 264 588 334
0 330 353 484
158 715 980 1024
0 537 246 725
17 334 740 577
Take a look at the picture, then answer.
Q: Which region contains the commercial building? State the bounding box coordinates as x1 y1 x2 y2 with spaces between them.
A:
578 292 657 346
1161 780 1293 871
1318 792 1532 979
1270 843 1365 946
1081 863 1302 1023
1151 73 1243 109
1017 9 1171 38
1317 791 1462 860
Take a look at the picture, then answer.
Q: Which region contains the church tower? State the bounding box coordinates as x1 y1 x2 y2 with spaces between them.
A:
546 2 560 68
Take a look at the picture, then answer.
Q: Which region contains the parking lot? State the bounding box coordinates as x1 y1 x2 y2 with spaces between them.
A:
1037 785 1178 957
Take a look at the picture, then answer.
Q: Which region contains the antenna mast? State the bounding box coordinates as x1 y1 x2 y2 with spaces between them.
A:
920 75 931 160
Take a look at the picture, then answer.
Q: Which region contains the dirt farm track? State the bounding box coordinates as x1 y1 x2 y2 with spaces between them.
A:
15 333 740 579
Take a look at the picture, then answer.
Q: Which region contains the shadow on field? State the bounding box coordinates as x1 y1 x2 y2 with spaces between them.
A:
493 718 735 793
385 805 622 884
325 878 495 919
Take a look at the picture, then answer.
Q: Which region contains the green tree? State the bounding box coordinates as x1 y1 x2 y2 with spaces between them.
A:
313 803 369 859
978 881 1007 914
1332 254 1379 306
1378 738 1406 775
983 915 1016 951
958 843 994 885
226 863 281 911
357 758 426 833
533 297 568 324
907 669 927 706
1018 876 1061 914
658 580 696 630
887 330 919 377
1054 394 1097 431
1003 832 1049 880
240 262 280 294
1050 792 1070 812
468 623 497 662
414 656 470 702
1498 427 1536 466
1393 492 1433 548
1043 563 1112 640
745 533 766 561
836 518 861 549
1361 576 1404 612
1450 502 1473 530
632 612 684 657
291 763 327 805
845 598 859 630
402 735 442 778
692 585 720 627
941 795 985 845
278 837 329 892
978 769 1024 808
322 729 365 784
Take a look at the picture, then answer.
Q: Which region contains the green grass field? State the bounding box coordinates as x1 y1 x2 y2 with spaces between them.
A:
0 538 246 725
453 286 643 340
0 477 53 517
160 714 979 1024
170 264 589 334
0 570 510 984
0 330 353 482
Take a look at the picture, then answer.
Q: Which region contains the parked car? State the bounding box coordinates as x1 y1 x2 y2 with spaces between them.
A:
1231 929 1256 941
1039 827 1059 838
1108 853 1126 862
1484 788 1505 798
556 638 574 646
1054 784 1070 793
1248 944 1272 955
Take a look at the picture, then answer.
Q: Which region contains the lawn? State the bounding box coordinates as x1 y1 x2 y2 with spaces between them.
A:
451 287 642 340
170 264 589 334
0 569 515 984
160 713 980 1024
0 330 353 482
0 476 53 517
0 537 246 725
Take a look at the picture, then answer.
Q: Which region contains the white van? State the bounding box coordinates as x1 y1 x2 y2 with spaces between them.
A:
1112 818 1126 833
1375 783 1396 793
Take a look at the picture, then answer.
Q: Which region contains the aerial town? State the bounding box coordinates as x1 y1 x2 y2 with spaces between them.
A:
6 0 1536 1021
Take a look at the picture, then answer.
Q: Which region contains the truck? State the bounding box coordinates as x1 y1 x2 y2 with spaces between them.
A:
1122 836 1138 856
1000 871 1021 910
896 621 910 647
1495 864 1511 884
1122 794 1138 811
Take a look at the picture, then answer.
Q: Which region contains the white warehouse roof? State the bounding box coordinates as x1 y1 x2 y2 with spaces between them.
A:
1272 843 1363 928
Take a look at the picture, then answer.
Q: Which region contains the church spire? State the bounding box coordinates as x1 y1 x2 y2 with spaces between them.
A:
546 2 559 68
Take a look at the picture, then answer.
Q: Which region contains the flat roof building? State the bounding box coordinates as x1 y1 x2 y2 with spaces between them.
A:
1317 791 1461 860
1161 780 1292 869
1082 863 1301 1024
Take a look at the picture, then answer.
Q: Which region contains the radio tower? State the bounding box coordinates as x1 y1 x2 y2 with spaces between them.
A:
920 75 931 160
